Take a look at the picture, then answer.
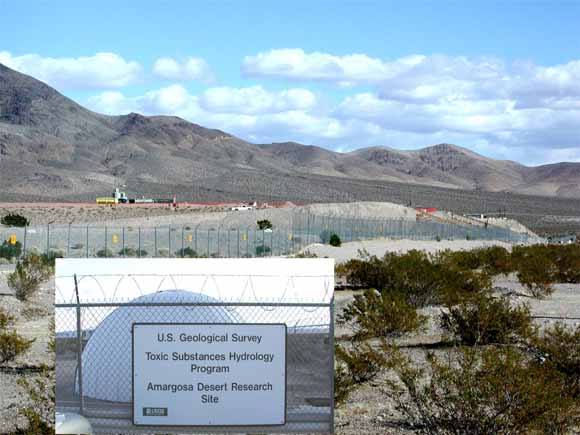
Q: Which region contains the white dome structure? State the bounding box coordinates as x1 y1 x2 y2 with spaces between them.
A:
76 290 241 403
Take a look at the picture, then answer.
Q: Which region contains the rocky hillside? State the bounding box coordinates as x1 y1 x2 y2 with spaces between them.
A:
0 62 579 200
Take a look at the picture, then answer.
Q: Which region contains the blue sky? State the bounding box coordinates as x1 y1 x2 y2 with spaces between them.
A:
1 0 579 165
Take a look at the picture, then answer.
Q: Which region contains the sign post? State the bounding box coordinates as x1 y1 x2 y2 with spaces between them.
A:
132 323 286 426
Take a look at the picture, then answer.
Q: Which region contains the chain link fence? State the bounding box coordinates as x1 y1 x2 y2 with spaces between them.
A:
1 212 533 259
55 273 334 434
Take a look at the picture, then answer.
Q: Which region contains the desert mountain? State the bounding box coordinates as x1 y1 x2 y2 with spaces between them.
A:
0 62 579 201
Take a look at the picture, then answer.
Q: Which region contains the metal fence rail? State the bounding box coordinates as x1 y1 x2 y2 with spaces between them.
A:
56 305 333 432
55 272 335 434
1 212 533 259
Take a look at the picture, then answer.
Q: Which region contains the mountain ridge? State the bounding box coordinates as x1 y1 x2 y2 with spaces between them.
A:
1 62 579 200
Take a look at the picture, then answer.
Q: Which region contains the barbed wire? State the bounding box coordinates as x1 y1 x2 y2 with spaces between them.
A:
55 273 335 309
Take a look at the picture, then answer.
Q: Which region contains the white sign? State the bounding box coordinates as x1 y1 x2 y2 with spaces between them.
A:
132 323 287 426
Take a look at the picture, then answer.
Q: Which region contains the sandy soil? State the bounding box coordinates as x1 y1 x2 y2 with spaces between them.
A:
0 201 417 228
303 238 516 263
0 265 54 433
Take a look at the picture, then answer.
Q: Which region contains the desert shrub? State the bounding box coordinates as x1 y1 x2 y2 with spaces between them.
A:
21 307 48 320
551 244 580 283
117 247 148 257
336 342 387 384
384 345 578 435
0 329 35 363
440 292 533 345
529 323 580 399
337 252 392 292
329 234 342 247
339 289 427 339
0 307 14 329
512 245 557 298
257 219 272 230
7 255 52 301
157 248 170 257
39 252 59 275
334 364 355 405
96 248 114 258
118 247 135 256
340 250 490 308
1 213 29 227
437 265 492 306
15 365 55 435
177 247 197 257
256 245 271 257
0 239 22 259
436 246 513 276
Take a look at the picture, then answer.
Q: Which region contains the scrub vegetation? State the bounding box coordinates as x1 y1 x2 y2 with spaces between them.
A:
335 243 580 434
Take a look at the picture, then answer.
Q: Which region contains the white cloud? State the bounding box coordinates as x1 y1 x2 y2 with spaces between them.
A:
85 50 580 165
0 51 142 89
242 48 425 82
199 86 316 114
153 56 214 83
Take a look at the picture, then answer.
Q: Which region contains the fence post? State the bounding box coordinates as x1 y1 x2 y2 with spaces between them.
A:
168 227 171 258
122 227 125 257
67 223 71 257
74 274 85 415
217 227 221 257
154 227 157 257
181 226 185 258
85 226 89 258
138 227 141 258
306 213 311 246
46 223 50 255
329 296 335 433
23 226 27 257
104 227 108 257
237 228 240 257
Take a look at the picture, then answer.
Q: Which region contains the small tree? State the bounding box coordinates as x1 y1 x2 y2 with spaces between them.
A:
329 234 342 247
1 213 29 227
96 248 114 258
257 219 272 230
0 239 22 260
176 247 197 258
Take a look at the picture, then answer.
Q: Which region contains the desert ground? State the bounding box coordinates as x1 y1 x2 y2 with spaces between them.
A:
303 239 516 262
0 263 54 434
3 244 580 434
0 202 577 434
